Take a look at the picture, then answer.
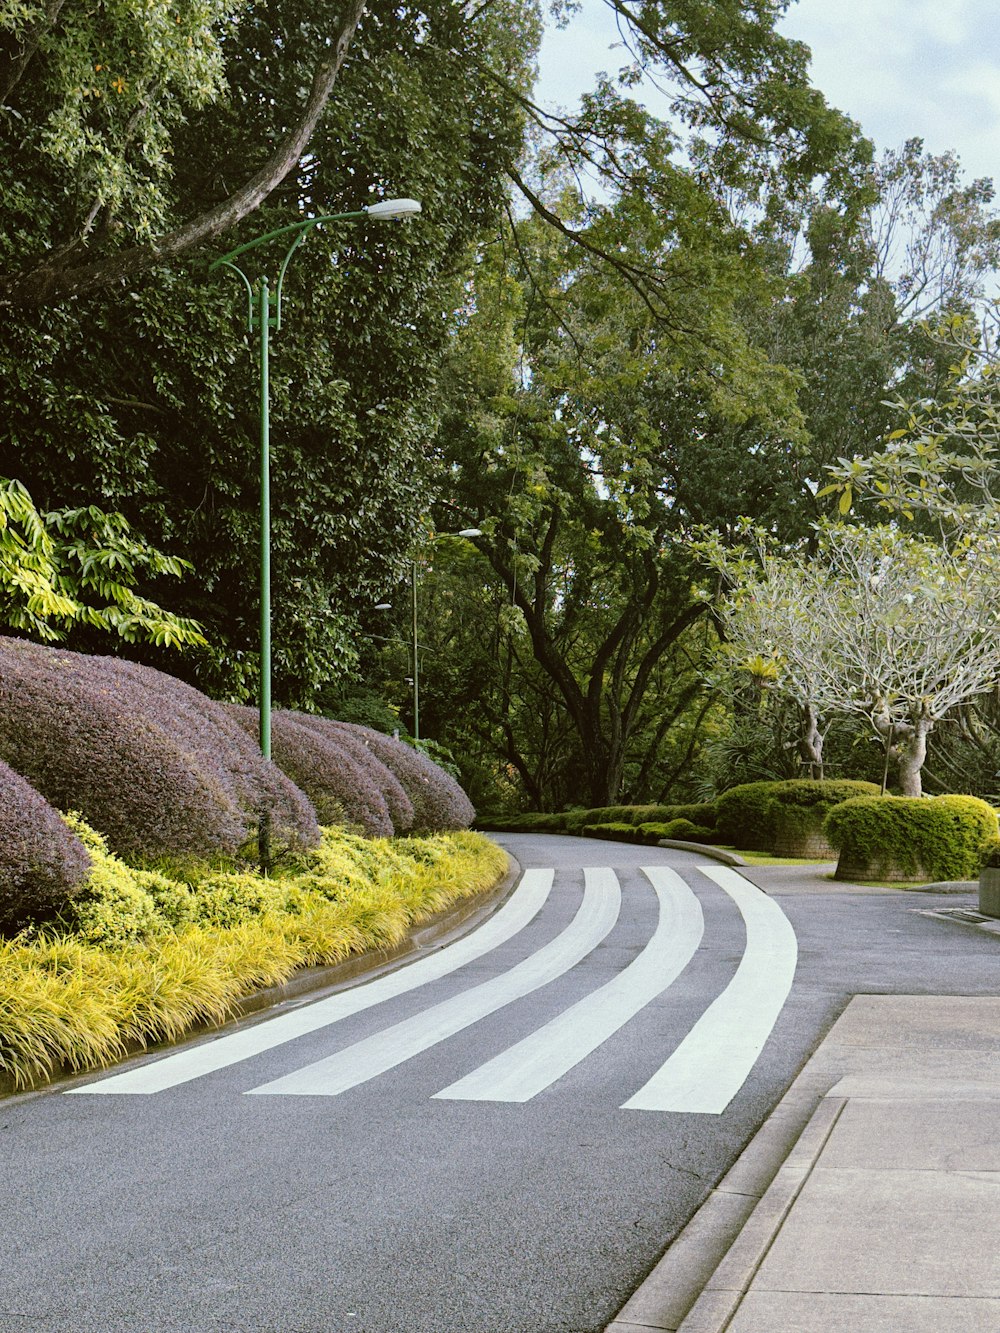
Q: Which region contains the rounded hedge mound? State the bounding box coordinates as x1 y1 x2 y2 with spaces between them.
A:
0 760 92 933
825 794 998 882
0 638 319 861
310 720 475 833
715 779 882 853
285 715 416 834
223 705 403 838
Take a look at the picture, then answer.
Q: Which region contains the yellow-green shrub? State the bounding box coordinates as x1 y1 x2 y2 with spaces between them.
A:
0 820 507 1088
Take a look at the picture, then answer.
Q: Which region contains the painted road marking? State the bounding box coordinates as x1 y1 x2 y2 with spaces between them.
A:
67 868 555 1095
433 865 703 1103
621 865 797 1115
247 868 621 1097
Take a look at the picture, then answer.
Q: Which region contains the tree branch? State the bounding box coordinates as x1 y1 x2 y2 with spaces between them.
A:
0 0 367 308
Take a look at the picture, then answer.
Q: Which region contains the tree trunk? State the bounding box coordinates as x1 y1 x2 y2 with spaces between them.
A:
797 700 824 779
895 717 932 797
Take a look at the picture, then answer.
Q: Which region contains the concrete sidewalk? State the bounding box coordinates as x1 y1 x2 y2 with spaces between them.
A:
608 992 1000 1332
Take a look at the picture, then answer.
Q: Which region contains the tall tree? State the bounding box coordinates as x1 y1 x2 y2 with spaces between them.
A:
0 0 539 700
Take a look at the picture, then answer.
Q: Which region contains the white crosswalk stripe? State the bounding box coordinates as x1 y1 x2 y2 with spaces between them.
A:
246 867 621 1098
621 864 798 1114
433 865 703 1103
66 860 799 1114
67 867 555 1095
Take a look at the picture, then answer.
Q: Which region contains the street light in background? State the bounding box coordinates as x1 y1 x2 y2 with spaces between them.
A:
411 527 481 741
209 198 421 761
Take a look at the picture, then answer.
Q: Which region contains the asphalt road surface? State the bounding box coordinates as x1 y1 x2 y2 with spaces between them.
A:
2 832 998 1332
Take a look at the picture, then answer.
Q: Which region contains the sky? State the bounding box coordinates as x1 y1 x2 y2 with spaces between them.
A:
535 0 1000 189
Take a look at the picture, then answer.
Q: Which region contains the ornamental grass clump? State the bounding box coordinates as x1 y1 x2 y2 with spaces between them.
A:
0 819 507 1090
0 759 91 933
0 638 319 861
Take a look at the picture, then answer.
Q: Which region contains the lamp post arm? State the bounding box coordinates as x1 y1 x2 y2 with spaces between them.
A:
212 259 255 331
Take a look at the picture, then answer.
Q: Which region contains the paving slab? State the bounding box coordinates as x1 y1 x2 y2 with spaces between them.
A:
726 1291 1000 1333
752 1165 1000 1297
820 1098 1000 1170
820 993 1000 1051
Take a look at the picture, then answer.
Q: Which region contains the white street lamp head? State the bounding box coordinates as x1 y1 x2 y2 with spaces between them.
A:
366 198 422 220
457 528 482 538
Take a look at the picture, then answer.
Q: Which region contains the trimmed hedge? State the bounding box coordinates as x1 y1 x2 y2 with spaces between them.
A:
581 822 648 843
478 803 718 836
299 719 475 834
825 795 999 882
0 638 319 862
715 780 882 852
224 706 406 838
0 762 92 933
642 818 716 844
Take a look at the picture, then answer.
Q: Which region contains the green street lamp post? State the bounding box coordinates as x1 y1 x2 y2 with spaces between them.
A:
411 528 481 741
209 198 421 762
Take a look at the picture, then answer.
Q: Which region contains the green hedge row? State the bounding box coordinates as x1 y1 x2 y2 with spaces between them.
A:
481 781 1000 884
476 803 717 836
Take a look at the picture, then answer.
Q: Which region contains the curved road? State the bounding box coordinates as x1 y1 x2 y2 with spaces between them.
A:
2 833 999 1332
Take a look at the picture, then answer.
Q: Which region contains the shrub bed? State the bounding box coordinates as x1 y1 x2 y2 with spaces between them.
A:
0 820 507 1089
0 638 319 862
825 795 999 882
0 761 92 934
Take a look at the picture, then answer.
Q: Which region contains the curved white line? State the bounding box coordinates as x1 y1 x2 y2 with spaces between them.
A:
434 865 704 1103
622 864 797 1115
248 868 621 1097
68 867 554 1095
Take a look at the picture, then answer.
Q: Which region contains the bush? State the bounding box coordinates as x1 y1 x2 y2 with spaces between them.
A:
767 780 883 858
581 822 647 843
716 779 881 852
0 762 92 934
824 794 999 882
0 638 319 862
224 706 408 838
641 818 716 844
309 720 475 833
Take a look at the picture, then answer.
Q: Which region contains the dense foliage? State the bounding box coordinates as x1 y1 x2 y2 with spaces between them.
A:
0 638 320 861
0 0 539 701
0 760 92 933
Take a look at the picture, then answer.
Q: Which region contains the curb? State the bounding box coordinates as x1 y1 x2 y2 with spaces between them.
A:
656 839 746 867
604 1051 843 1332
0 853 521 1099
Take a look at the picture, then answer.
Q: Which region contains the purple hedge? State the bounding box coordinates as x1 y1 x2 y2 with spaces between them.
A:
0 757 91 933
0 638 319 861
288 714 416 835
224 705 402 838
303 719 475 834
